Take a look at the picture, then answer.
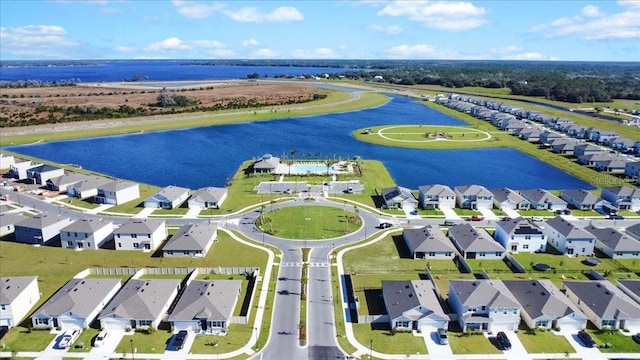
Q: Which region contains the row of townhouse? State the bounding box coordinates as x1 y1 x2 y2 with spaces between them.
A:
1 274 242 334
388 183 640 213
381 278 640 335
0 214 218 257
402 218 640 259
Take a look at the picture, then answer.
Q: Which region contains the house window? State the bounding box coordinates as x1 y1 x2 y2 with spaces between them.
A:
602 319 616 328
78 243 83 249
513 309 517 315
166 251 173 255
481 306 486 311
183 251 190 255
495 252 502 256
133 243 139 248
66 232 71 236
118 242 122 248
87 242 91 247
138 320 152 327
67 241 73 246
445 252 452 256
211 320 224 328
525 235 531 240
35 318 49 325
147 234 151 238
535 320 549 328
428 252 435 257
396 321 410 328
74 232 77 237
0 304 5 310
478 252 485 257
523 244 529 249
117 234 120 238
132 234 137 239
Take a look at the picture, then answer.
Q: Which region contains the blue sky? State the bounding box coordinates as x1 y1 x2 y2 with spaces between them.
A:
1 0 639 61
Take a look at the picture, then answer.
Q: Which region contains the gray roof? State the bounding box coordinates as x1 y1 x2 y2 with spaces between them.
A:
100 180 138 192
253 154 280 170
99 279 180 321
382 186 417 204
560 189 600 205
545 216 594 239
448 223 505 253
618 280 640 300
502 280 584 321
114 218 165 235
490 187 528 205
454 185 492 197
563 280 640 320
495 217 544 236
0 212 27 227
418 184 455 197
519 189 567 205
382 280 448 322
403 225 456 253
627 223 640 240
584 225 640 252
163 223 217 252
70 177 112 192
61 218 113 234
449 279 519 308
169 280 241 321
603 186 640 197
191 187 227 203
34 278 121 318
28 164 61 173
47 173 93 187
0 276 38 304
15 214 71 230
148 185 190 202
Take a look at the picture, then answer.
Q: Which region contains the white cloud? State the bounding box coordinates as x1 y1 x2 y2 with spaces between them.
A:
618 0 640 9
377 0 488 31
191 39 225 49
251 48 280 58
292 48 338 59
225 6 303 23
114 46 136 53
172 0 224 19
531 5 640 40
369 24 403 34
503 52 557 61
490 45 522 54
242 38 260 47
144 37 190 52
0 25 79 58
581 5 604 17
385 44 437 57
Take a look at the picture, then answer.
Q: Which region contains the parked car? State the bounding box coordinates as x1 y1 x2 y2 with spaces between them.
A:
59 333 73 349
466 215 484 221
437 328 448 345
409 209 419 215
443 220 456 226
0 326 8 339
496 331 511 350
93 331 108 347
530 216 544 222
379 222 393 229
168 330 188 351
632 333 640 344
608 214 625 220
562 209 572 215
577 330 597 348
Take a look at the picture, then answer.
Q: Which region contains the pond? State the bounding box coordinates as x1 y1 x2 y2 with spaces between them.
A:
3 95 594 191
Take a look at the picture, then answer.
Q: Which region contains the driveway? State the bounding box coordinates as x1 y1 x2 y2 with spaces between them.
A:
36 330 75 360
496 331 531 360
559 329 606 360
478 207 500 220
163 330 196 356
440 206 460 220
420 326 454 359
501 207 521 219
87 330 125 358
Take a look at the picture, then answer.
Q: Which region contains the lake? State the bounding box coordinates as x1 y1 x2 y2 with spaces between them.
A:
3 95 595 191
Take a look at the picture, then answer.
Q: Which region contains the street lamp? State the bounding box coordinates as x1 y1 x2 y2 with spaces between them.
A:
130 338 135 360
369 339 373 359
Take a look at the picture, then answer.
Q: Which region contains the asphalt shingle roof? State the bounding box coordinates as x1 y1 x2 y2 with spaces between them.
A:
100 279 180 320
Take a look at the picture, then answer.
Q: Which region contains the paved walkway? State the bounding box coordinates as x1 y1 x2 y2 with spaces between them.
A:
440 206 460 220
501 207 520 219
133 207 156 218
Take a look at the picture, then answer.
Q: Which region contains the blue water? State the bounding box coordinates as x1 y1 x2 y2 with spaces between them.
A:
0 60 349 83
3 96 594 191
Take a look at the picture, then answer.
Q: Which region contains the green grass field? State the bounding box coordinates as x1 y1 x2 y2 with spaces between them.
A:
258 205 361 239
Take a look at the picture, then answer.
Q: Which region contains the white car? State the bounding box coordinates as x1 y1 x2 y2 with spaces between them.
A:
58 329 80 349
93 331 108 347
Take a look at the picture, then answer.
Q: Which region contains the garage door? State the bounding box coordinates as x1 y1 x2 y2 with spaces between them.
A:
0 318 11 327
59 318 84 330
101 317 130 331
491 321 516 332
555 319 584 332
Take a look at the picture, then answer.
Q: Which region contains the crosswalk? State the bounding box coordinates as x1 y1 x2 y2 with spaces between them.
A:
279 262 329 267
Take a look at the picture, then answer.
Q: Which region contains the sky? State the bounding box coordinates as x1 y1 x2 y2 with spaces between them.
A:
1 0 639 62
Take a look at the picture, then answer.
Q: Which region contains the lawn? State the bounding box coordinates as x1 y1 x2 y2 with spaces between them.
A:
330 160 397 209
587 329 640 353
115 331 171 354
465 258 512 273
0 328 56 352
447 332 502 354
258 205 360 239
517 329 574 354
351 323 428 357
67 328 100 352
190 324 253 354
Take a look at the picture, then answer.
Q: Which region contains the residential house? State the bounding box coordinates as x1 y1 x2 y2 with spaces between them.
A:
0 213 26 238
454 185 493 210
162 223 217 258
252 154 280 173
113 218 167 251
519 189 567 211
578 152 615 166
417 184 456 210
559 189 601 211
518 128 542 142
60 218 115 250
618 280 640 305
188 187 228 209
8 161 42 180
143 185 190 209
501 280 587 332
448 279 521 332
565 125 589 139
13 214 73 245
46 173 93 192
0 276 40 328
583 225 640 259
538 131 563 145
447 223 505 259
381 186 418 210
627 223 640 242
625 161 640 181
601 186 640 211
573 143 603 158
67 177 112 199
563 280 640 332
25 165 64 185
490 187 530 210
551 140 578 155
95 180 140 205
0 153 15 169
31 278 121 330
608 137 636 152
382 280 449 331
545 216 595 256
403 225 455 259
169 280 242 333
587 128 619 144
593 158 628 174
99 279 181 331
553 118 574 132
494 217 546 253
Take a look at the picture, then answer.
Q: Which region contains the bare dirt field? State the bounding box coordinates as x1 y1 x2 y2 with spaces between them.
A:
0 81 324 128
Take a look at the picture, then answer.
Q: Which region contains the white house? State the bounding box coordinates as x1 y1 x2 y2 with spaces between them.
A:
99 278 181 331
67 177 112 199
490 187 530 211
31 278 121 330
448 279 521 332
381 186 418 210
417 184 456 210
8 161 42 180
448 223 505 260
545 216 595 256
493 217 546 253
601 186 640 211
0 276 40 328
144 185 190 209
0 153 15 169
13 214 73 245
188 187 228 209
25 165 64 185
618 280 640 306
0 213 27 238
563 280 640 332
382 280 449 331
584 225 640 259
113 219 167 251
162 223 217 258
403 225 456 259
60 218 115 250
519 189 567 211
95 180 140 205
46 173 93 192
454 185 493 210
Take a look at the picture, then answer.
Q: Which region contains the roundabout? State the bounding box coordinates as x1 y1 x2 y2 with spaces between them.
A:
353 124 493 149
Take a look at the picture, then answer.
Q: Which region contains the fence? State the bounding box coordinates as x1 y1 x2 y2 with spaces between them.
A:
504 253 527 273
